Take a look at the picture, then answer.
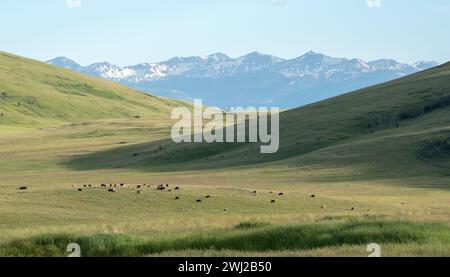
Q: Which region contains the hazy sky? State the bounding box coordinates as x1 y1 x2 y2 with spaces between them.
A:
1 0 449 65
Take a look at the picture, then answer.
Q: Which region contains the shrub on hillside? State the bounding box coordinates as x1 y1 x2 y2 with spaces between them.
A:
420 137 450 159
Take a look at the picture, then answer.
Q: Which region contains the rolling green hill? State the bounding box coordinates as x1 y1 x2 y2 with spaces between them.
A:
66 62 450 176
1 52 450 257
0 51 185 130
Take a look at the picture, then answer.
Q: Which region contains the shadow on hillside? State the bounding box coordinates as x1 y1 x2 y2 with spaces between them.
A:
62 135 285 172
61 112 312 172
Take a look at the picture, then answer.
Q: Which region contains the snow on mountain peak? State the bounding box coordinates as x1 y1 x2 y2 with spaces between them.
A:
46 52 439 84
413 61 439 70
206 52 231 62
46 52 441 108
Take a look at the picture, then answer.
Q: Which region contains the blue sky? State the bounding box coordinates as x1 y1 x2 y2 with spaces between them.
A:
1 0 449 65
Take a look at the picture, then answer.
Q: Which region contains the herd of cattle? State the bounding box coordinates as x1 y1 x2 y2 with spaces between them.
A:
16 183 303 204
15 184 337 207
16 185 362 211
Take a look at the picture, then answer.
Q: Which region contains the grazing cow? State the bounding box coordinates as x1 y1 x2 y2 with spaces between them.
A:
120 183 125 187
88 184 92 187
78 188 83 192
101 184 107 187
19 186 28 190
168 189 172 192
310 195 316 198
83 184 87 188
196 199 202 203
278 193 284 196
166 184 169 187
205 195 211 198
137 185 142 189
108 188 116 193
350 207 355 211
157 184 165 190
175 187 180 190
223 208 228 212
175 197 180 200
271 200 276 203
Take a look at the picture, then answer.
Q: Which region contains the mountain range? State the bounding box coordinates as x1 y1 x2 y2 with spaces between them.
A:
47 52 438 108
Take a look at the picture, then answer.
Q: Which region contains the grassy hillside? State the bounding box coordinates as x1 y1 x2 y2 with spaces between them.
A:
1 52 449 256
0 51 184 130
65 62 450 175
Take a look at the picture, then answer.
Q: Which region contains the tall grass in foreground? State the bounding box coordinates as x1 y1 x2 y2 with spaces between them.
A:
1 220 449 257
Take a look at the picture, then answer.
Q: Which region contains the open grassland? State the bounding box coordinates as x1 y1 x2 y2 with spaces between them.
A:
0 116 449 256
1 52 449 256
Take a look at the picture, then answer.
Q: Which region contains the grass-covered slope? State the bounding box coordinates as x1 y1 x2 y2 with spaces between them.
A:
1 53 449 256
0 51 184 129
65 62 450 173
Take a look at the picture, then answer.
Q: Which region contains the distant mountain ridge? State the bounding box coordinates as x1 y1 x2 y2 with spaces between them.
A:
47 52 439 108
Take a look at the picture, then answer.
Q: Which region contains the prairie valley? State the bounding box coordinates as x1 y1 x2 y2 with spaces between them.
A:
1 52 450 256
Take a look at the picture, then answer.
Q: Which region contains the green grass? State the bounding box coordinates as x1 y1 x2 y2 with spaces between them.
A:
60 62 450 173
0 51 186 128
1 52 450 256
419 136 450 168
2 220 449 257
234 221 272 230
